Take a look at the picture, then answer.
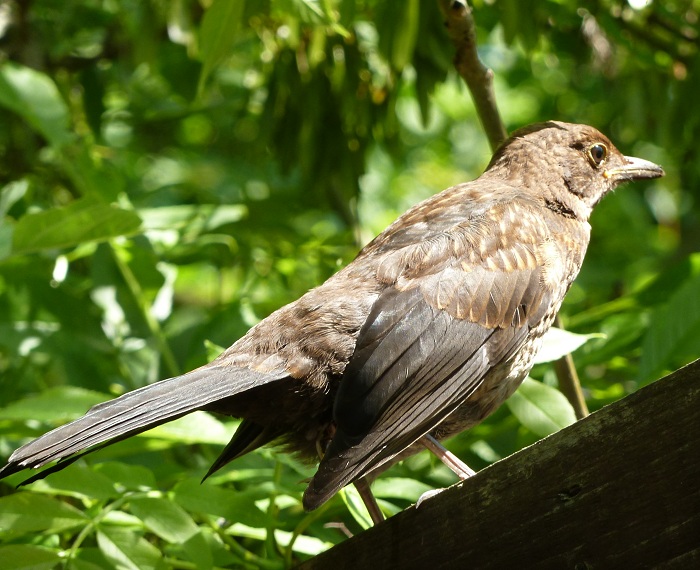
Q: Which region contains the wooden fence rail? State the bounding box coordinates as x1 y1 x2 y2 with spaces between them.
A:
298 359 700 569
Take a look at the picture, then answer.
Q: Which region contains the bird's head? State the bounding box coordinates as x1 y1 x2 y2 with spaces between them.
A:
486 121 664 220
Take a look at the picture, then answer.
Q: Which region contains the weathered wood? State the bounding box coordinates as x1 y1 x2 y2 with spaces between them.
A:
298 359 700 569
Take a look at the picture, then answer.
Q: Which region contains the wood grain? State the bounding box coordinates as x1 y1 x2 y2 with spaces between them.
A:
298 359 700 569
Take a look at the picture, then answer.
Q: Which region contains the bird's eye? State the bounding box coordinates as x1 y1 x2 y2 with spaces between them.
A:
588 143 608 166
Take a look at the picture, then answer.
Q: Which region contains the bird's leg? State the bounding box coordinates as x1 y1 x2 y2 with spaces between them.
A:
421 434 476 479
353 478 385 525
416 434 478 508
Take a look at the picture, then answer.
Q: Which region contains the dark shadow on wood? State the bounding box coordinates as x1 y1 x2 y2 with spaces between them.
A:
298 359 700 569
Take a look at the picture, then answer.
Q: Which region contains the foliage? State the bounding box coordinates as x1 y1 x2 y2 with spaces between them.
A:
0 0 698 567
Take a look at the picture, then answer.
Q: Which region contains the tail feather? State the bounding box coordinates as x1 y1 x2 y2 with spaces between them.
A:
202 419 280 482
0 364 288 480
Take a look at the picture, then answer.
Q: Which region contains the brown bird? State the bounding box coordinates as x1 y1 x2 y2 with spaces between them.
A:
0 122 663 519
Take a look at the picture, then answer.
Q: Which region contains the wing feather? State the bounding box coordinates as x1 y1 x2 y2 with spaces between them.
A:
304 200 560 510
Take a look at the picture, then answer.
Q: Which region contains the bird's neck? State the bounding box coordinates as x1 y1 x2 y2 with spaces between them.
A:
481 166 593 222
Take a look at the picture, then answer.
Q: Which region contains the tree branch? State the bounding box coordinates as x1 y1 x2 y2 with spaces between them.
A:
437 0 507 151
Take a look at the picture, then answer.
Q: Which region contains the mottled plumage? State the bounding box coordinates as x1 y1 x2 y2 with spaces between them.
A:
0 122 664 514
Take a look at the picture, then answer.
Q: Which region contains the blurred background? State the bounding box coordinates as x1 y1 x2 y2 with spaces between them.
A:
0 0 698 567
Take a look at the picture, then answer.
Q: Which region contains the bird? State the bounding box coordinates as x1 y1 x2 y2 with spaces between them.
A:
0 121 664 520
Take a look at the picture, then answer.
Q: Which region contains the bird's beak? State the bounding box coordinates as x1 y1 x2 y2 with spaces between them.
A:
604 156 665 182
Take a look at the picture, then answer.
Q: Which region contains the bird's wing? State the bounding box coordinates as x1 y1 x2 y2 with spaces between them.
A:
304 200 561 509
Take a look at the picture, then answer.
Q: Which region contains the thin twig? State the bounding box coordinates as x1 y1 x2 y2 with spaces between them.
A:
554 316 590 420
437 0 507 151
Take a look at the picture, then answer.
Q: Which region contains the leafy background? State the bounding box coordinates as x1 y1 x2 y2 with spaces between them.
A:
0 0 698 568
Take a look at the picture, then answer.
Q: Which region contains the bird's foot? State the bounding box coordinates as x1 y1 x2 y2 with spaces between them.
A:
416 487 446 508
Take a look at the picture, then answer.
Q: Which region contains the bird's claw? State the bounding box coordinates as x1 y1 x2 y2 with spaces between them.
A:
416 487 446 508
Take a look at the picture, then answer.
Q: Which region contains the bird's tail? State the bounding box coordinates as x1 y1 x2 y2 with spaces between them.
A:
0 364 288 482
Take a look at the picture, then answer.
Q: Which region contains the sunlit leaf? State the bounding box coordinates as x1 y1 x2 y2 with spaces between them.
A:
0 63 72 146
94 462 157 491
204 339 226 361
23 464 117 501
198 0 246 93
371 477 432 501
386 0 419 70
139 204 247 232
227 522 333 556
0 223 12 261
0 387 108 423
96 527 163 570
0 546 61 570
0 492 87 534
12 198 142 256
128 496 199 543
534 327 605 364
339 485 373 530
145 411 232 445
506 378 577 437
0 180 28 217
180 531 215 570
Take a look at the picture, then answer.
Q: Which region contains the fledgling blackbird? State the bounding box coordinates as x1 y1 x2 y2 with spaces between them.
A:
0 122 663 515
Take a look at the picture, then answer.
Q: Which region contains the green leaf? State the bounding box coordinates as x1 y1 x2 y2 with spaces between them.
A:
181 530 215 570
145 411 232 445
371 477 432 501
339 485 373 530
139 204 247 232
61 146 125 201
67 554 111 570
23 463 118 501
376 0 419 70
636 253 700 306
172 477 269 528
187 527 239 568
198 0 246 94
0 387 108 423
0 62 72 146
497 0 539 51
0 222 12 261
94 462 157 491
506 378 577 437
0 545 61 570
390 0 419 70
0 179 28 217
0 181 28 260
640 270 700 382
128 496 199 543
96 527 164 570
226 522 333 556
0 492 87 534
497 0 520 45
204 339 226 361
12 198 142 255
534 327 605 364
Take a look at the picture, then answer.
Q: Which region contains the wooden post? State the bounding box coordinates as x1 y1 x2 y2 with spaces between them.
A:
298 359 700 569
